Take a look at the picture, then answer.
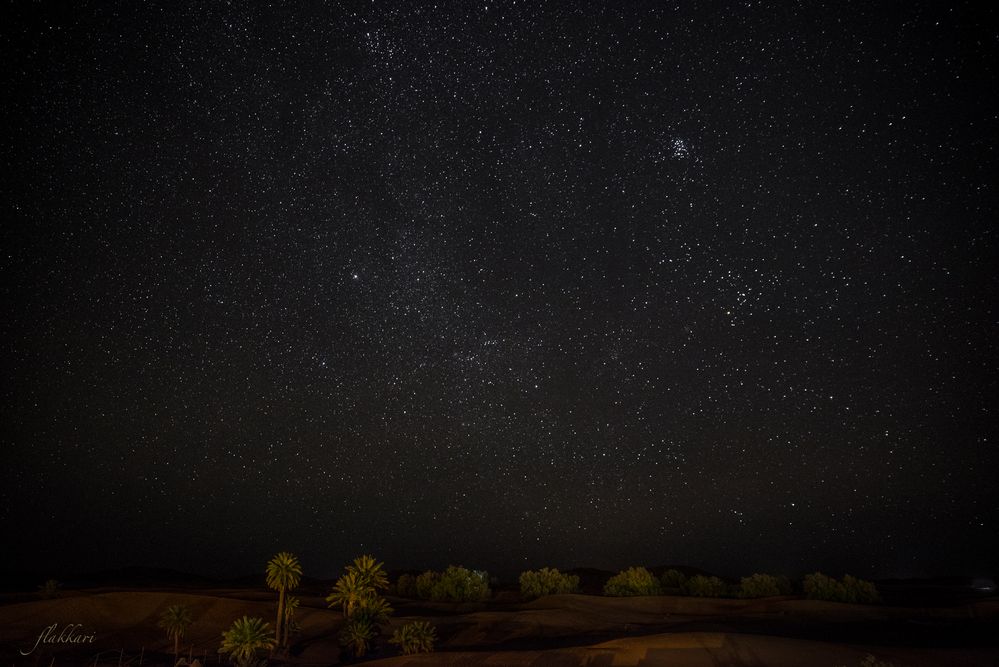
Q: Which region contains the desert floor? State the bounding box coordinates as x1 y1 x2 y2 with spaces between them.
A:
2 588 997 666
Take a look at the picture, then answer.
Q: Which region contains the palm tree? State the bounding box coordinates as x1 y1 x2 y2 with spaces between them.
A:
327 554 394 658
37 579 61 599
389 621 437 655
282 595 301 643
157 604 193 664
325 570 370 617
218 616 276 667
326 554 393 616
338 617 375 658
348 554 389 592
265 551 302 648
352 595 393 624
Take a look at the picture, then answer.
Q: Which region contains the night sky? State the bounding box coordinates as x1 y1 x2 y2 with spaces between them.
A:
2 2 997 582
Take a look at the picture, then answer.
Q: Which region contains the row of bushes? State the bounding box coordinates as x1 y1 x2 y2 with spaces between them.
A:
519 568 580 599
603 567 764 597
394 567 579 601
602 567 877 602
395 566 491 602
391 566 879 604
804 572 881 604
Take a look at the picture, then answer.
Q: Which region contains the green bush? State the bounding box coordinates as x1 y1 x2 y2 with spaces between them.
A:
660 569 687 590
389 621 437 655
395 574 417 598
842 575 881 604
775 575 793 595
683 575 728 597
603 567 662 596
519 568 580 600
415 570 441 600
738 573 782 598
803 572 841 600
429 566 491 602
804 572 880 604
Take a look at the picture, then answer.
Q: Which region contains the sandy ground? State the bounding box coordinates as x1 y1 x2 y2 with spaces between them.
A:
1 590 997 666
0 589 343 665
365 633 999 667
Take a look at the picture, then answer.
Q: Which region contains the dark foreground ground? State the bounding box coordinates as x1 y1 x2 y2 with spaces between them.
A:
1 584 997 666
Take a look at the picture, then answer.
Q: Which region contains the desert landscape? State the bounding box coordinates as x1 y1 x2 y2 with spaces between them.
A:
2 564 997 667
5 2 997 666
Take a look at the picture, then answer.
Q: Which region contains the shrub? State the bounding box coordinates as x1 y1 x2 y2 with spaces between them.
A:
803 572 842 600
842 575 881 604
775 575 793 595
415 570 441 600
604 567 662 596
660 569 687 591
519 568 580 600
395 574 418 598
389 621 437 655
804 572 880 604
683 575 728 597
430 566 491 602
738 573 782 598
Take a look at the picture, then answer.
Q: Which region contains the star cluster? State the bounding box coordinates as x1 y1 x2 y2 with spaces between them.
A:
1 2 996 579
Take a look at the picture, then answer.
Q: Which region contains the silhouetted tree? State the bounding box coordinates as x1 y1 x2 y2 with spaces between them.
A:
326 555 393 658
265 551 302 648
158 604 193 664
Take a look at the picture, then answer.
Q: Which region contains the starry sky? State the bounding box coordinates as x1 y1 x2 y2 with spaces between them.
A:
2 2 997 582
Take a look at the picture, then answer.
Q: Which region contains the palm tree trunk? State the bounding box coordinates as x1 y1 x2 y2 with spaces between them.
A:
173 632 179 663
275 588 286 648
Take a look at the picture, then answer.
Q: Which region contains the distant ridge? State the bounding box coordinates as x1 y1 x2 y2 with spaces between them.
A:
0 566 332 593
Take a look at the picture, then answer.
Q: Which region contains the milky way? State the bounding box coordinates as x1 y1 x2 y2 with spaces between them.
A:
2 2 996 580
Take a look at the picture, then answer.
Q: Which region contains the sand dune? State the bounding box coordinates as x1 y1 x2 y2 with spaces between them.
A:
0 590 342 665
1 589 997 666
365 632 999 667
